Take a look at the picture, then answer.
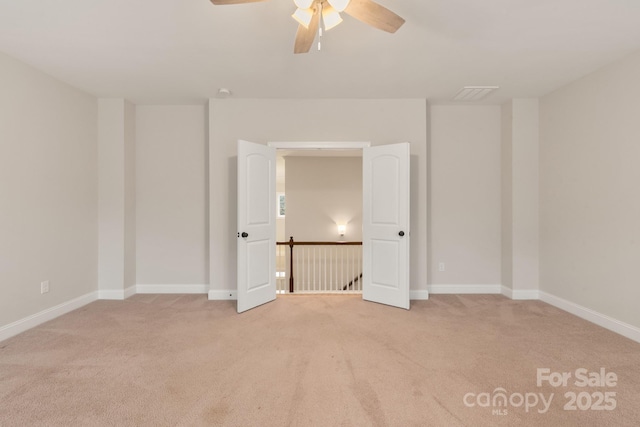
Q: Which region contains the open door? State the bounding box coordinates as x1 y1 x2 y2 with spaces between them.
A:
362 142 410 309
237 140 277 313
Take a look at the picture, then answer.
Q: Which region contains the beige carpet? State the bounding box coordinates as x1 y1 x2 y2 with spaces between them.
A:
1 294 639 426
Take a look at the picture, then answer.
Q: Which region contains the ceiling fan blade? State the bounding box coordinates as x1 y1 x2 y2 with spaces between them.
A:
210 0 267 5
293 7 321 54
344 0 405 33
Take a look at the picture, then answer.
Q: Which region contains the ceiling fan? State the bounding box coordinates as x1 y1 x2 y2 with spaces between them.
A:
209 0 405 54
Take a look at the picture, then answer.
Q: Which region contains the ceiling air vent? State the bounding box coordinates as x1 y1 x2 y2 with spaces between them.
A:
453 86 499 102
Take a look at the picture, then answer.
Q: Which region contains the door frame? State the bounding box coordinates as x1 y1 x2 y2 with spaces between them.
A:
268 141 371 150
269 142 371 298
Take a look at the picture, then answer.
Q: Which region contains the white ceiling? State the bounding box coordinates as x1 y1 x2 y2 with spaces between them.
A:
1 0 640 104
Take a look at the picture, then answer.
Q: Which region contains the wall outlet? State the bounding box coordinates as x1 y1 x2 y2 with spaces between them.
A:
438 262 445 272
40 280 49 294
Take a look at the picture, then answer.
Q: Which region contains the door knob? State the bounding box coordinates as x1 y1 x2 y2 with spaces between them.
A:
398 231 405 237
241 232 249 238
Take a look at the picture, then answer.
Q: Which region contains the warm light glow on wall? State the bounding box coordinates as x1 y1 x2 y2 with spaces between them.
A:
338 224 346 236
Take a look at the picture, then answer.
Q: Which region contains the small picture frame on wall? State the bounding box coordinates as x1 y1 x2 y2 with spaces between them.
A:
277 193 285 218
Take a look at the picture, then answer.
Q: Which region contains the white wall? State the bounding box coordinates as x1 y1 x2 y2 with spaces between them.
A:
501 99 540 295
540 50 640 329
511 99 539 292
98 99 136 297
429 105 502 287
501 102 513 290
135 105 208 287
124 102 136 292
209 99 428 295
285 157 362 242
0 51 98 327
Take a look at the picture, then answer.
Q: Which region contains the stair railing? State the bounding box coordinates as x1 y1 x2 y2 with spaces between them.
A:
276 236 363 293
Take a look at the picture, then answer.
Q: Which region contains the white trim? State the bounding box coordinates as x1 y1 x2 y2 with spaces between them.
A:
98 289 128 300
267 141 371 150
124 285 137 299
509 288 540 300
428 284 502 294
501 286 513 299
500 285 541 300
0 291 98 342
410 290 430 300
136 284 208 294
539 291 640 344
208 289 237 300
98 287 136 300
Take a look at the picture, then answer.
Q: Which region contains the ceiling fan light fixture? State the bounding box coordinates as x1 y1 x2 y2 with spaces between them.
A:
209 0 404 54
322 5 343 31
294 0 314 9
292 7 314 28
327 0 350 13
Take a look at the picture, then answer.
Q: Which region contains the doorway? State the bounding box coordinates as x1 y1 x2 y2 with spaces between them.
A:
275 149 364 294
236 140 410 313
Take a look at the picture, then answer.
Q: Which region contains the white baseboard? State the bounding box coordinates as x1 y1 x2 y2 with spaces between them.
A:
410 290 430 300
0 291 98 342
98 289 128 300
539 291 640 344
100 284 208 299
208 290 237 300
501 286 513 299
501 286 540 300
98 286 136 300
428 284 502 294
124 285 137 299
136 284 208 294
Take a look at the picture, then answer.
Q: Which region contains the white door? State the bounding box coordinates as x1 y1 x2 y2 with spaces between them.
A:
237 140 277 313
362 142 410 309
